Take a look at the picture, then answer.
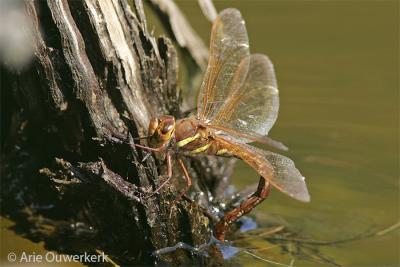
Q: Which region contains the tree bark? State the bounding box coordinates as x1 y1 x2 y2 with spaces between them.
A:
1 0 232 265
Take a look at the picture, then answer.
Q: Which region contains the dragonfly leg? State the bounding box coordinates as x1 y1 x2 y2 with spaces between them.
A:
176 158 192 201
131 142 166 153
145 152 173 198
110 135 165 153
215 176 271 241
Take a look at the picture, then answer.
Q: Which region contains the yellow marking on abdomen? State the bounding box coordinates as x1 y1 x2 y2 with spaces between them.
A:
191 143 211 154
176 133 200 147
216 148 228 156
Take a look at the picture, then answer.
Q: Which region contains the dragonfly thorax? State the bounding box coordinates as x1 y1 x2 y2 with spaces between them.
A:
174 117 218 155
174 117 200 144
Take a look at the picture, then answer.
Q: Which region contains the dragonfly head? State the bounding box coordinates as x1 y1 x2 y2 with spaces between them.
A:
148 115 176 143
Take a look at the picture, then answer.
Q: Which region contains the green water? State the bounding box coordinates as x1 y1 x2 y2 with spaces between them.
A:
174 0 399 266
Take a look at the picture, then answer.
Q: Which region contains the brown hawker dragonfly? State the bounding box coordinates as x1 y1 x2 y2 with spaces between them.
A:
134 8 310 241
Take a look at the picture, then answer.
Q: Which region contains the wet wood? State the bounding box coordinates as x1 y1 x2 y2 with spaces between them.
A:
1 0 229 265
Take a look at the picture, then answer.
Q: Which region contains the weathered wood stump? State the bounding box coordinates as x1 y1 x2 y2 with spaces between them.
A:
1 0 233 265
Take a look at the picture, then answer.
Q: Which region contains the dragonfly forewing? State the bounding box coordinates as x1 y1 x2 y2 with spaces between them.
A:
197 8 250 122
210 54 279 138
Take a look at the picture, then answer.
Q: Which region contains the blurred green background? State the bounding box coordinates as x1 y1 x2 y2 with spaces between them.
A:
1 0 398 266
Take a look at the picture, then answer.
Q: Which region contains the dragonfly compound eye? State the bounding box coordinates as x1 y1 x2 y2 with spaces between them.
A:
148 118 159 137
161 124 173 135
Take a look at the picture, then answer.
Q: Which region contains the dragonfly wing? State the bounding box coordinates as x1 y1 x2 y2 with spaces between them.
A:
217 137 310 202
208 124 288 151
263 151 310 202
197 8 250 122
211 54 279 138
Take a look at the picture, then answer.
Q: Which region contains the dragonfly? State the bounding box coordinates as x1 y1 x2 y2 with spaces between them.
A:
133 8 310 241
